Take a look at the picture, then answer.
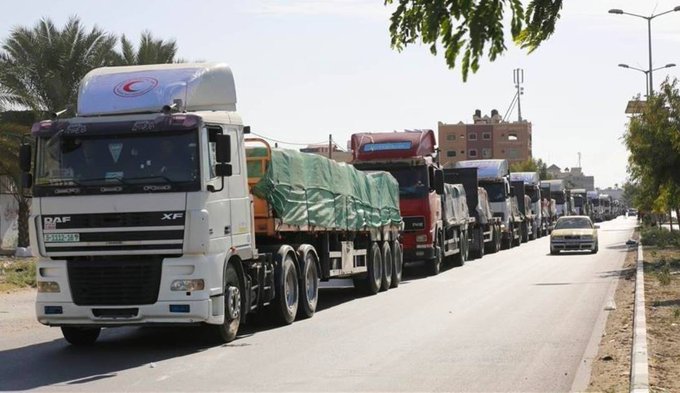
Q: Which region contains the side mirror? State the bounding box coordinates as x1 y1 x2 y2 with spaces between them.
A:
594 225 600 229
19 144 32 172
434 169 444 195
22 173 33 189
215 163 233 177
215 134 231 163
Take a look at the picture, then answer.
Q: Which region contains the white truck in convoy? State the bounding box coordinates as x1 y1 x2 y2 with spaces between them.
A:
455 159 522 249
541 179 568 218
20 63 403 345
510 172 543 239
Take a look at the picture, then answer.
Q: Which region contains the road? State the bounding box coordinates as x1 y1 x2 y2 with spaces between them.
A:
0 217 637 392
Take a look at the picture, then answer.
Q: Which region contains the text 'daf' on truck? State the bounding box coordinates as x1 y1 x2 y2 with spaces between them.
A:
19 63 403 345
454 159 523 249
350 130 470 275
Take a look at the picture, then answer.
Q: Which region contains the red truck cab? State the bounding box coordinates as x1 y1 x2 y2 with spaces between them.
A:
351 130 441 263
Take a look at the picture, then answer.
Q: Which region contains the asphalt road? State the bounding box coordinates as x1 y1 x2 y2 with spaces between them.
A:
0 217 637 392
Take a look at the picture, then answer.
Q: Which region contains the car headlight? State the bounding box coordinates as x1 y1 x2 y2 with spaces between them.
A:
581 235 593 240
551 236 563 240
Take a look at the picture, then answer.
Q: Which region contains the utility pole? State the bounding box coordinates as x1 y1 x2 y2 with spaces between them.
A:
578 152 582 168
328 134 333 159
513 68 524 122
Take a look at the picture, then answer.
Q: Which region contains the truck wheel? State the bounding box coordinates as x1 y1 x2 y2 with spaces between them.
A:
380 242 392 291
521 223 529 243
390 240 403 288
428 246 442 276
484 227 496 254
531 222 538 240
212 262 242 343
61 327 101 346
297 249 319 319
512 224 521 247
476 227 485 259
453 231 465 267
354 242 382 295
272 253 299 324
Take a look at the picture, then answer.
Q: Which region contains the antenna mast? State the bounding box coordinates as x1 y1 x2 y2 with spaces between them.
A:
578 152 582 168
513 68 524 122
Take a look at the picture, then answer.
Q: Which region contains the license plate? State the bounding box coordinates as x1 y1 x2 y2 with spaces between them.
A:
44 233 80 243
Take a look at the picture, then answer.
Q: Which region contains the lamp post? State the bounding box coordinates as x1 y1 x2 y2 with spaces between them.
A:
609 6 680 95
618 63 676 98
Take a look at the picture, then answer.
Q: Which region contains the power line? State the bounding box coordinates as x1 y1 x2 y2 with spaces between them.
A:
250 132 326 147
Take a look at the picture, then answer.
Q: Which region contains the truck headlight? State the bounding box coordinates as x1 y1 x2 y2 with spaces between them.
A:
416 234 428 243
171 279 205 292
37 281 61 293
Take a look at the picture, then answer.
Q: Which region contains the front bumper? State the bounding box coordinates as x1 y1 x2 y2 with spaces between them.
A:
403 247 435 262
550 240 596 251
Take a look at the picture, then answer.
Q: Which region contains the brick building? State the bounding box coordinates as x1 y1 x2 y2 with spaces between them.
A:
438 109 532 167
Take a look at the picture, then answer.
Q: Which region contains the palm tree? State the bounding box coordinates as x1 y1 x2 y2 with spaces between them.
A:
0 16 118 114
117 31 181 65
0 125 31 247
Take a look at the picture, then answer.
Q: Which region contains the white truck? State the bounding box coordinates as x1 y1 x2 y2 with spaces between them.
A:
510 172 543 240
455 159 522 249
541 179 568 218
20 63 403 345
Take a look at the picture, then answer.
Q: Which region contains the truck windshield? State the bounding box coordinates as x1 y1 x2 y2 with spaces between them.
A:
551 192 566 204
481 182 505 203
387 166 429 199
525 187 539 203
34 130 199 195
591 199 600 207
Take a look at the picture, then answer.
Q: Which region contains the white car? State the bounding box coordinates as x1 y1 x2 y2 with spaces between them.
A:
550 216 599 255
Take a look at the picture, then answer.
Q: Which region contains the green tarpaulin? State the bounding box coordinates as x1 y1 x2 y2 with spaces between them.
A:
251 149 401 231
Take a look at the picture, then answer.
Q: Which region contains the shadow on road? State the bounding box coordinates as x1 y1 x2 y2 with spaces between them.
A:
0 326 217 391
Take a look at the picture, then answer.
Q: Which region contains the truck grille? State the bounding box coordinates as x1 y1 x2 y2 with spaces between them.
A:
403 216 426 231
68 257 162 306
42 211 185 256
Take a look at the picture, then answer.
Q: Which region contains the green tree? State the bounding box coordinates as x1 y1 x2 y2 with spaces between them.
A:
0 124 31 247
509 157 550 179
624 79 680 225
117 31 181 65
386 0 563 80
0 17 118 113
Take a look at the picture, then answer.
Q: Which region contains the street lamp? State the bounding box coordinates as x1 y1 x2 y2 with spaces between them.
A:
618 63 677 98
609 6 680 95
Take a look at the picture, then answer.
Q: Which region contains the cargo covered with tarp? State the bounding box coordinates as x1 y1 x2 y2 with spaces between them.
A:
442 184 470 226
250 148 401 231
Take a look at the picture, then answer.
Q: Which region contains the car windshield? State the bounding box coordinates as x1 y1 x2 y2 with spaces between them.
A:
35 130 199 189
554 217 593 230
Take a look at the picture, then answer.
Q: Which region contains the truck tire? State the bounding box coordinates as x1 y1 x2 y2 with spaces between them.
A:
211 262 242 343
453 231 466 267
271 253 299 325
512 224 521 247
531 222 538 240
61 327 101 346
380 242 393 291
484 226 497 254
354 242 382 295
428 246 442 276
297 248 319 319
474 227 485 259
521 222 529 243
390 240 403 288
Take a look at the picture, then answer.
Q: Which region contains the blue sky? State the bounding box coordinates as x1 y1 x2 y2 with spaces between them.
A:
2 0 679 188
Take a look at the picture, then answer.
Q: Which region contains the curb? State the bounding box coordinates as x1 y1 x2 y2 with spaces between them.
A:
630 243 649 393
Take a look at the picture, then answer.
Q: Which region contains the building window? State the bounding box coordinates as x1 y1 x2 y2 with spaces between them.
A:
468 133 477 140
482 148 492 158
446 134 456 141
468 149 478 158
460 134 465 139
507 148 520 159
482 132 491 140
447 150 456 157
460 150 465 154
508 133 518 141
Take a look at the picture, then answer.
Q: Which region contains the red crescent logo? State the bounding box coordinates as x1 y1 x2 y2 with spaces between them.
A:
114 77 159 97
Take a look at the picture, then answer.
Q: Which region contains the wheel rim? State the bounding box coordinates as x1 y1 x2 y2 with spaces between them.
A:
285 264 298 312
372 247 382 283
305 255 318 303
227 285 241 320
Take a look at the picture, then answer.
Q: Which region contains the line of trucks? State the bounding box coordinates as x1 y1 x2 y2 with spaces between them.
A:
17 64 605 345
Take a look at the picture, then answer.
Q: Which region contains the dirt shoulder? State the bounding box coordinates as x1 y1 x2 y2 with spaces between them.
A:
643 247 680 393
587 239 637 393
0 255 37 293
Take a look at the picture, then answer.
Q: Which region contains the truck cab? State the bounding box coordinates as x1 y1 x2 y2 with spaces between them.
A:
542 180 567 218
510 172 544 238
455 159 521 249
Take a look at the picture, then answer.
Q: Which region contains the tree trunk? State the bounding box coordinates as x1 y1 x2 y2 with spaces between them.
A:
17 197 30 248
669 209 674 232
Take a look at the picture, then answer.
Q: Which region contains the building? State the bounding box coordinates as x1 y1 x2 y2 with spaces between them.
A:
438 109 532 167
548 165 595 191
300 143 353 163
